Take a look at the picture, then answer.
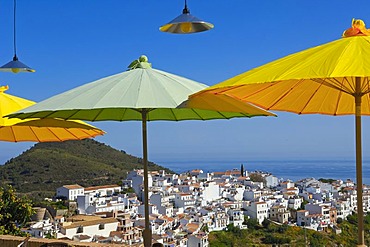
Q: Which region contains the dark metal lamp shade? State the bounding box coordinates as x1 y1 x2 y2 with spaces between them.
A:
0 56 35 73
1 0 35 74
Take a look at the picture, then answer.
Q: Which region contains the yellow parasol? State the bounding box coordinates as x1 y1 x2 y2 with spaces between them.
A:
0 85 104 142
191 19 370 246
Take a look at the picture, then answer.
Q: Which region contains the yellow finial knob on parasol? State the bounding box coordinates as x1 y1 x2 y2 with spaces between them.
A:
0 85 9 93
343 18 370 37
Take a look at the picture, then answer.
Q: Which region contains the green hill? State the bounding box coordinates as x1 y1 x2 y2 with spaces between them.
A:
0 139 172 199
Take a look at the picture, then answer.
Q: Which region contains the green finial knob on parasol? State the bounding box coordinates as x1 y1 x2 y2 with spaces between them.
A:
127 55 152 70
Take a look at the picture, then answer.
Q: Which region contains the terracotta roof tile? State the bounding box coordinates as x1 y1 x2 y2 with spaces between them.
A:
63 184 83 190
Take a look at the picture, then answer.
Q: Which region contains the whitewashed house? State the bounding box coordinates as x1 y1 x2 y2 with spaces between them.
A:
110 213 142 245
152 171 172 188
174 184 190 193
57 217 119 240
363 191 370 213
279 181 295 190
84 184 121 197
138 203 159 216
333 199 351 219
227 209 244 227
243 189 262 201
199 213 213 231
296 210 327 231
226 186 244 202
174 193 196 209
126 169 153 200
77 194 130 215
26 219 55 238
198 172 212 181
57 184 84 201
213 211 230 231
188 233 209 247
288 196 303 210
190 169 203 177
243 180 264 189
265 175 279 188
306 185 321 194
273 197 288 209
282 187 299 196
269 205 290 224
244 201 268 224
202 181 221 202
150 192 174 216
305 203 332 227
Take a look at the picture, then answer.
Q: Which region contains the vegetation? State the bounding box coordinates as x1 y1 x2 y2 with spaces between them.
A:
0 185 34 236
299 199 309 210
319 178 336 184
0 139 173 201
209 215 370 246
36 200 68 210
249 172 266 184
121 187 136 194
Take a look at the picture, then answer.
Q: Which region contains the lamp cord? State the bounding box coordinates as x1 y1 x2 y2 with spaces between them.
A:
183 0 190 14
13 0 17 59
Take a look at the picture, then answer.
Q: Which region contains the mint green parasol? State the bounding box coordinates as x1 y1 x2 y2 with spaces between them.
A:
8 55 274 247
8 56 273 121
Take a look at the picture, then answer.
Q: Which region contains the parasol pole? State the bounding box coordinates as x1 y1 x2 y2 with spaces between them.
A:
142 108 152 247
355 77 365 247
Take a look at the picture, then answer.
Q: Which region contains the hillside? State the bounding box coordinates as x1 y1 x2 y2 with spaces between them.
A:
0 139 172 198
210 215 367 246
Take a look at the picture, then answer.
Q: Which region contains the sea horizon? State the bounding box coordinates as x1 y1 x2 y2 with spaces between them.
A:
157 158 370 185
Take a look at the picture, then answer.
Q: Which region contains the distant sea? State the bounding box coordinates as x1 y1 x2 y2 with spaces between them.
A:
158 159 370 185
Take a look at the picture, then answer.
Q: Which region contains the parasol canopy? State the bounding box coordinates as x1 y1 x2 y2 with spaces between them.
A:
191 19 370 246
7 55 275 247
0 85 104 142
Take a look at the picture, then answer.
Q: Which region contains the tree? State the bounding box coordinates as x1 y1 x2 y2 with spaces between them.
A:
0 185 34 236
246 218 260 230
201 223 209 233
249 173 266 185
309 231 327 246
262 234 291 245
241 164 244 177
347 213 358 225
262 218 270 228
299 199 309 210
336 218 343 224
121 187 135 194
277 224 288 233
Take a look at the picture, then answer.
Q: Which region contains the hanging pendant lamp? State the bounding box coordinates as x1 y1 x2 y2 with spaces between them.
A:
159 0 214 34
0 0 35 73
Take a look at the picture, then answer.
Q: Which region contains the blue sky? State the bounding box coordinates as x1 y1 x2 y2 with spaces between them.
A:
1 0 370 165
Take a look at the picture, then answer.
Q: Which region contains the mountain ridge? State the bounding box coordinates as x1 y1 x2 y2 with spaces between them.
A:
0 139 172 199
